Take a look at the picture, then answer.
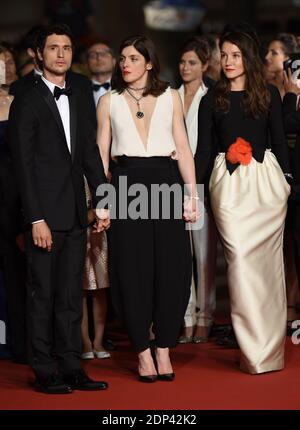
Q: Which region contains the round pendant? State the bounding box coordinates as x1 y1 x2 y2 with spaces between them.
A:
136 111 144 119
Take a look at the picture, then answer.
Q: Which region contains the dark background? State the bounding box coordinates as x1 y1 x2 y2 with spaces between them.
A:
1 0 300 83
1 0 300 44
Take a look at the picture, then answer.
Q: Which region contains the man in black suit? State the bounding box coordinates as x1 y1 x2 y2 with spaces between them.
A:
8 26 98 365
9 24 109 394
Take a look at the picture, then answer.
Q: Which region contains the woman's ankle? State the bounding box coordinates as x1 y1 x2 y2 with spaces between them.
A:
82 341 93 353
183 326 194 337
155 347 173 374
93 344 106 352
138 349 157 376
194 325 211 338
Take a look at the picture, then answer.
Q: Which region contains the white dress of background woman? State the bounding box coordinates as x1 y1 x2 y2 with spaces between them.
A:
178 82 218 339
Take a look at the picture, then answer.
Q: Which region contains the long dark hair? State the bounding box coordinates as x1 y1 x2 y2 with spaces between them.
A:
111 35 168 97
215 28 270 118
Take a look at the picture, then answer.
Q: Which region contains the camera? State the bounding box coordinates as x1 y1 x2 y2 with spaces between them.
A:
283 53 300 74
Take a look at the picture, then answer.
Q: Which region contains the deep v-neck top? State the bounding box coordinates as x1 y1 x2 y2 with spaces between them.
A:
110 86 177 159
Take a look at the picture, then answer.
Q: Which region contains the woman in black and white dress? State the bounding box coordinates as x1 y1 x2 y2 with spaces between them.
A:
196 27 291 374
97 35 199 382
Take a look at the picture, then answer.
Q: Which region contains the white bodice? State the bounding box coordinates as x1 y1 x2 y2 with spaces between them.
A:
110 87 177 159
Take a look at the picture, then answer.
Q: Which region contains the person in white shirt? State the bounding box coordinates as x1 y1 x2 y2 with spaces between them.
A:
177 37 218 344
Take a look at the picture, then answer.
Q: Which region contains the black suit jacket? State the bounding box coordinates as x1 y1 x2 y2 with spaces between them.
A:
10 70 97 129
9 77 106 231
9 70 40 98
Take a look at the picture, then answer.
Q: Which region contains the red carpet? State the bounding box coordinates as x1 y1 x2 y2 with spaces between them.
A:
0 331 300 410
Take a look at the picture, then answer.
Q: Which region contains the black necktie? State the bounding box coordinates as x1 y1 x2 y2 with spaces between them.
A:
53 85 72 100
92 82 110 92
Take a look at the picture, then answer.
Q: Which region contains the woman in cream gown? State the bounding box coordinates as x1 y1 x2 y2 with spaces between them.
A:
195 27 291 374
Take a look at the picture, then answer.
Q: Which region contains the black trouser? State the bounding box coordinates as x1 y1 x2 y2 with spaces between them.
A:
108 157 192 352
25 224 86 379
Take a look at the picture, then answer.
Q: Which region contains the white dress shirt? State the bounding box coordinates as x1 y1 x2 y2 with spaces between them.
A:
34 68 43 77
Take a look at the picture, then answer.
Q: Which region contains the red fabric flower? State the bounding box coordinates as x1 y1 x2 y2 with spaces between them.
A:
226 137 252 166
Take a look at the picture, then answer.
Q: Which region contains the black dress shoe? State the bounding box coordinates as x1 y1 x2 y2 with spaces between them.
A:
138 374 158 383
35 373 73 394
157 373 175 382
63 369 108 391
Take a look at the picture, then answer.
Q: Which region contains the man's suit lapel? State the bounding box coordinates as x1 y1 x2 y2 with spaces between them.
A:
36 80 67 141
68 92 77 162
36 79 77 162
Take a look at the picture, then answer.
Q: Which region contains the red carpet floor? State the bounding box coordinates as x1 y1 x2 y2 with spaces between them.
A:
0 331 300 410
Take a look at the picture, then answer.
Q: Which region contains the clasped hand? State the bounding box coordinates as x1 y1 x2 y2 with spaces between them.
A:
183 196 201 223
93 208 110 232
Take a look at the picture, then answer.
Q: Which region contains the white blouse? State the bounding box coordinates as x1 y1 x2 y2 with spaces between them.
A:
110 86 177 159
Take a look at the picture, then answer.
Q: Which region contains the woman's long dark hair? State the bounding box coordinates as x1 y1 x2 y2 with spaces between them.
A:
215 29 270 118
111 35 168 97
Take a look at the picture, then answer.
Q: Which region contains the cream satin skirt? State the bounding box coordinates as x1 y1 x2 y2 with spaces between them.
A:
209 150 290 374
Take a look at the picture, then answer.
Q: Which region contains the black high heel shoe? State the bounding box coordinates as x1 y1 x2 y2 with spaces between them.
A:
157 372 175 382
154 348 175 382
138 374 158 383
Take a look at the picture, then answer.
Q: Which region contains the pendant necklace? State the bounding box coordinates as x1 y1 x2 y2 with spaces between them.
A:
126 88 144 119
